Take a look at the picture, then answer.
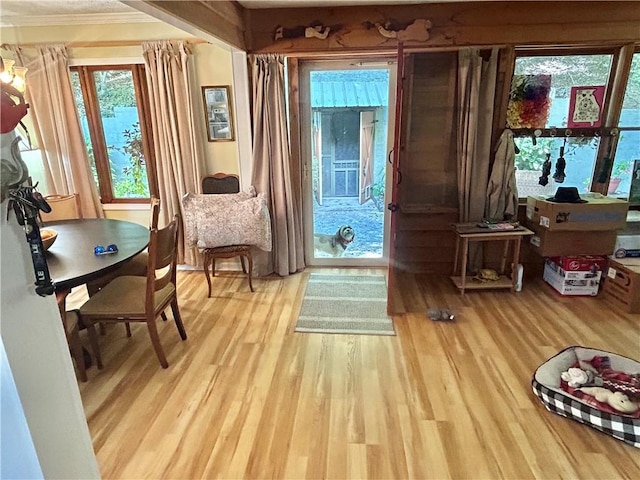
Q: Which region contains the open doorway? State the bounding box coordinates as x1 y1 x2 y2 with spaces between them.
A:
300 60 396 266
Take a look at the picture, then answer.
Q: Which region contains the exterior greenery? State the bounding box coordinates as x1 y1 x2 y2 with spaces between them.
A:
110 123 149 198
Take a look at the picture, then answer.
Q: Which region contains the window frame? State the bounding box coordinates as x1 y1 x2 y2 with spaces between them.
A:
71 64 156 204
500 45 640 203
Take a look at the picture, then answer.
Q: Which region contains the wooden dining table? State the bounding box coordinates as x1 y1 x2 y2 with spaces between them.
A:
43 218 150 378
44 218 150 291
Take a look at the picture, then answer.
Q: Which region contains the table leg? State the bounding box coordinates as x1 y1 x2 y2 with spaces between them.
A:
453 236 460 275
500 239 510 274
461 238 469 295
511 237 522 291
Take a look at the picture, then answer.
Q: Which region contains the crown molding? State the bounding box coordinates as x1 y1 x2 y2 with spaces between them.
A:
1 12 159 27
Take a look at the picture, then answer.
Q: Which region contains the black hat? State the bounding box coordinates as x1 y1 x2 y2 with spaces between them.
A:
547 186 588 203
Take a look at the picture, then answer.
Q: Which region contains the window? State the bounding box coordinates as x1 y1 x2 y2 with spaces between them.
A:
612 52 640 200
508 52 614 199
71 65 153 202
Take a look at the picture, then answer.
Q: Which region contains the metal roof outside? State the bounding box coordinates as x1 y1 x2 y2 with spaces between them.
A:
310 70 389 108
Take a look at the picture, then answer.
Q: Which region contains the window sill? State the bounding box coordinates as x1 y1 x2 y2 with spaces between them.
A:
102 203 149 211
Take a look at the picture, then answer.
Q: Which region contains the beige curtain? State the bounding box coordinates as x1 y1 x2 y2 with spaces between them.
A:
250 54 304 276
10 45 103 218
457 48 499 222
457 48 499 269
486 129 519 221
142 40 204 265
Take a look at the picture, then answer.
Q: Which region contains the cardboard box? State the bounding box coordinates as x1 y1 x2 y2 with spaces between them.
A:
526 194 629 232
525 221 617 257
613 234 640 258
543 259 602 296
602 258 640 313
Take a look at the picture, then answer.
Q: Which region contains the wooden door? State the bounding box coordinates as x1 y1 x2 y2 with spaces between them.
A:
387 43 405 315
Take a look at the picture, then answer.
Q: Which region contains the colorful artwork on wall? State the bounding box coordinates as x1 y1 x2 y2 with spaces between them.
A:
567 85 605 128
506 74 552 129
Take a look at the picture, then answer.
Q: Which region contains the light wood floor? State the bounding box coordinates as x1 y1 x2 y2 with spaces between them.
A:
70 268 640 479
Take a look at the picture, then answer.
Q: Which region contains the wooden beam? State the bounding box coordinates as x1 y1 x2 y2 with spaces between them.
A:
246 2 640 54
134 0 246 51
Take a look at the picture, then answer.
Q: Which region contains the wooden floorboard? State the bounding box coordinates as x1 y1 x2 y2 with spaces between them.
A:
69 268 640 479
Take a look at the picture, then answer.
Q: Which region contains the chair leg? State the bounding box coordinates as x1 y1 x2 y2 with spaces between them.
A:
161 312 168 322
246 252 254 292
85 321 103 370
171 299 187 341
203 252 213 298
125 322 132 337
68 326 87 382
239 255 247 273
146 317 168 368
99 322 106 335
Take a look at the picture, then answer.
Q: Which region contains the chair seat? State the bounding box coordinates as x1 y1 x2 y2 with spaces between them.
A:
80 276 175 318
86 252 149 296
203 245 250 255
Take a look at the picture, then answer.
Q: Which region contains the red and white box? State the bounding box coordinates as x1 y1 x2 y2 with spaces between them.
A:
544 256 607 296
548 256 608 274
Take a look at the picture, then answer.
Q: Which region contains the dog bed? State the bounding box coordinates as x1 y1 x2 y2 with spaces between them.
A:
532 346 640 448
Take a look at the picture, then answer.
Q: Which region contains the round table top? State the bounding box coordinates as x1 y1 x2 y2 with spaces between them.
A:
44 218 149 291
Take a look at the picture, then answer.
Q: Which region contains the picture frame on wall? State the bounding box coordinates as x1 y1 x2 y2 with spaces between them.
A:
202 86 234 141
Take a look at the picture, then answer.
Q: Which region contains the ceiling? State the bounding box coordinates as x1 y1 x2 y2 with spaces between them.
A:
0 0 491 27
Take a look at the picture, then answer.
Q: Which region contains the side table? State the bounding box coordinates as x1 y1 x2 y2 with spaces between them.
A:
451 223 534 294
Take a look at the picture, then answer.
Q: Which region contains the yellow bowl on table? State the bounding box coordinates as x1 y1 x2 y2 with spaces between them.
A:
40 228 58 251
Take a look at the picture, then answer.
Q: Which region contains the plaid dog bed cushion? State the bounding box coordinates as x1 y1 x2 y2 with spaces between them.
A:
532 346 640 448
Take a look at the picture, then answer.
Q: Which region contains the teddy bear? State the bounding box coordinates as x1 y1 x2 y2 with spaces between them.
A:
578 386 639 414
561 367 598 388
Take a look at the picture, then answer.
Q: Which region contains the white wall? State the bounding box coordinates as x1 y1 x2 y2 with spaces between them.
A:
0 197 100 479
1 340 43 479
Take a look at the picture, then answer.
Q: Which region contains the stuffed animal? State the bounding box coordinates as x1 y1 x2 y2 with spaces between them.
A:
472 269 500 282
427 308 455 322
578 386 639 414
561 367 596 388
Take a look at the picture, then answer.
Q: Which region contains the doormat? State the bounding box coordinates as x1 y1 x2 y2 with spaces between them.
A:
294 273 395 336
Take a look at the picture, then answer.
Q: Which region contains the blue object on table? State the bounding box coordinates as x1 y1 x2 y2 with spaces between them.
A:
94 244 118 255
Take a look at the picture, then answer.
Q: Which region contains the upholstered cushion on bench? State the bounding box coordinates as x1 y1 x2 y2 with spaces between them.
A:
182 189 272 252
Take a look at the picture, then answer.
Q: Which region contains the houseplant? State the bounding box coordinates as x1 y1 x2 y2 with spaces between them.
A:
608 160 631 194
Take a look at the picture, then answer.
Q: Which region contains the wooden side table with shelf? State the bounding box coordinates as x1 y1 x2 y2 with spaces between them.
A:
451 222 534 294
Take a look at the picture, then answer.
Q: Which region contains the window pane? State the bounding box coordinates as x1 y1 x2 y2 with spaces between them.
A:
508 54 613 128
619 53 640 127
70 71 99 188
610 130 640 198
93 70 149 198
514 136 600 198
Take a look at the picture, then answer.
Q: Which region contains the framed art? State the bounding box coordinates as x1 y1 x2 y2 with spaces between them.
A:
202 85 234 141
567 85 605 128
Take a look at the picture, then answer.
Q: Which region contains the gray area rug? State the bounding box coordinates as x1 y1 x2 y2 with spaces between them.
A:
294 273 395 335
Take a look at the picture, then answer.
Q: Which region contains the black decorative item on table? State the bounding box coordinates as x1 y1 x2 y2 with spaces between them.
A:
7 185 55 296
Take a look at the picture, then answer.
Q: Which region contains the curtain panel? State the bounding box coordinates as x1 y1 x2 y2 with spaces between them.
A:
456 48 499 269
142 40 204 266
249 54 304 276
10 45 103 219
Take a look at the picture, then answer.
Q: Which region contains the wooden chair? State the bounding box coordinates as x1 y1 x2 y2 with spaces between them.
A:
201 173 254 298
87 197 160 295
56 289 102 382
78 215 186 369
86 197 162 336
40 193 81 222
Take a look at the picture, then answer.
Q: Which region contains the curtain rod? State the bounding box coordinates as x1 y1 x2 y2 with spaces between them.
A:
1 38 207 49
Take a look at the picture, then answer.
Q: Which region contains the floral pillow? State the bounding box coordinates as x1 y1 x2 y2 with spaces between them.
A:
182 190 272 251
